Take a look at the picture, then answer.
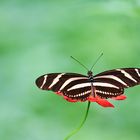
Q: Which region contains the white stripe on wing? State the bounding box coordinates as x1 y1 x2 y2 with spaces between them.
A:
93 82 119 89
40 75 48 89
67 83 91 91
135 69 140 77
48 73 65 88
117 69 137 83
94 75 128 87
59 77 88 91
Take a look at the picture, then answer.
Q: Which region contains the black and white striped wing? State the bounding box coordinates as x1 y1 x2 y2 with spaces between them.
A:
36 73 91 101
93 68 140 99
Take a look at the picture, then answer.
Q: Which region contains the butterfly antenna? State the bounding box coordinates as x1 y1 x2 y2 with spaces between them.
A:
90 53 103 71
71 56 89 71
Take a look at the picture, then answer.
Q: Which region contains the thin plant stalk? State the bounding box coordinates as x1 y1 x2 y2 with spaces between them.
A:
64 101 91 140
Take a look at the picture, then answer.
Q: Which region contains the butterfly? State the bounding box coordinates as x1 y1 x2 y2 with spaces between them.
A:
35 68 140 108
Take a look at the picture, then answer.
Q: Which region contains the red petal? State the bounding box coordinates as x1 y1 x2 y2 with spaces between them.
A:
112 95 126 100
88 96 114 108
55 92 78 102
96 97 114 108
63 96 78 102
55 91 63 95
87 96 97 102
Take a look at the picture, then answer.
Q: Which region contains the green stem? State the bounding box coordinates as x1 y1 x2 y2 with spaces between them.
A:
64 101 91 140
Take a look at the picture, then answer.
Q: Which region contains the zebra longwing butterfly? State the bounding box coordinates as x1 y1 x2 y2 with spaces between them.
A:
36 68 140 108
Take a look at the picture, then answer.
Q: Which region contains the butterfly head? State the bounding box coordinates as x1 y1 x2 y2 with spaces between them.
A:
88 71 93 76
88 71 94 81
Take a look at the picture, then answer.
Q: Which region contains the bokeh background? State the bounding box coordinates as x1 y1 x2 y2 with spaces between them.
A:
1 0 140 140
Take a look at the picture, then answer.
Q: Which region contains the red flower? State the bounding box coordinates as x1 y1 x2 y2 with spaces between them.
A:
56 91 126 108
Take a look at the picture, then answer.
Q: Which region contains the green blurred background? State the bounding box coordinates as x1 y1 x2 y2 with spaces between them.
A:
0 0 140 140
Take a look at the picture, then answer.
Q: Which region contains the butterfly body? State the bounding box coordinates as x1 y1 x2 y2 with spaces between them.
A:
36 68 140 107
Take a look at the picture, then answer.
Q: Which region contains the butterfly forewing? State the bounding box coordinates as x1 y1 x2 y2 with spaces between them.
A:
94 68 140 88
36 73 91 101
